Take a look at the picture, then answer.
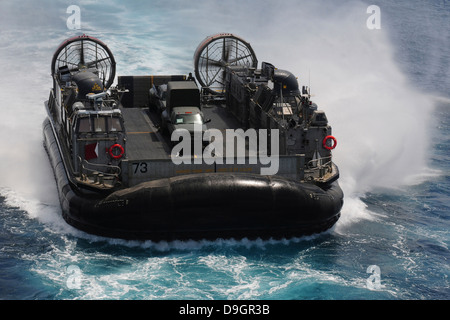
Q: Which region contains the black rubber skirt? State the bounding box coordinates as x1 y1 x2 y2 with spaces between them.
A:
43 117 343 241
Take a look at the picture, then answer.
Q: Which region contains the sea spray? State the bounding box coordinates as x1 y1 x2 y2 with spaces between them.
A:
244 1 434 226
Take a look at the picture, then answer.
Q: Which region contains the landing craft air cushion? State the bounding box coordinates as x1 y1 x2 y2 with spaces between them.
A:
43 34 343 240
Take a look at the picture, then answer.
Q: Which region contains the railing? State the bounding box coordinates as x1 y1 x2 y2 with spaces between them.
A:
305 156 334 181
78 157 121 188
307 155 332 169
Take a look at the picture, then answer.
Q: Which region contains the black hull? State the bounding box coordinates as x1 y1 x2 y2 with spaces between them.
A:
43 117 343 241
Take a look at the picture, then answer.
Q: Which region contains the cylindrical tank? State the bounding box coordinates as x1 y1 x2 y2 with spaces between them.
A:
72 71 104 100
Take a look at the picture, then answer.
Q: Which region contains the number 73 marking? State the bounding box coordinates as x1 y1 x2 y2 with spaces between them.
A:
132 162 148 174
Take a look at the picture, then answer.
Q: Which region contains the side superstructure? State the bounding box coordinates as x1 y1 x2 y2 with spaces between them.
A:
46 35 126 192
193 33 340 187
222 62 339 185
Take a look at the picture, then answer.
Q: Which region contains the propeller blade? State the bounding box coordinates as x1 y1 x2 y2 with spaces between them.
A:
222 38 231 63
206 68 223 87
86 56 111 68
227 53 253 65
222 38 226 62
79 40 85 66
199 56 223 68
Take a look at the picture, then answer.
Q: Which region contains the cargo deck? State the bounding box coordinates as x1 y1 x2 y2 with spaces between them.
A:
122 103 253 161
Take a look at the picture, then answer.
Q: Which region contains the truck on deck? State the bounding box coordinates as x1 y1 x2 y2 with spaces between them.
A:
160 81 210 139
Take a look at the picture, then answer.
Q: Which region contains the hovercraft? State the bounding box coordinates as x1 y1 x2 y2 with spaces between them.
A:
43 34 343 241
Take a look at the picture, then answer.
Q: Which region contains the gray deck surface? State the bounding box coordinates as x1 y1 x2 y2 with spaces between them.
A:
202 104 243 132
121 104 248 161
121 108 170 160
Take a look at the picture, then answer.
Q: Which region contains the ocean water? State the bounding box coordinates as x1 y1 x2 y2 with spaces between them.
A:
0 0 449 301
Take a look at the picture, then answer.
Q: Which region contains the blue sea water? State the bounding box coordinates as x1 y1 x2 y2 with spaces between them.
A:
0 0 449 301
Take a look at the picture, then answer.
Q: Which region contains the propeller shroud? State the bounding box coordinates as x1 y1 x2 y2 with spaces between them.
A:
51 34 116 89
193 33 257 94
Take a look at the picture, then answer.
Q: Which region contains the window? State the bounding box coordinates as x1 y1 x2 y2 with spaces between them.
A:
173 113 203 125
78 118 91 133
76 115 123 133
93 116 106 132
107 117 123 132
